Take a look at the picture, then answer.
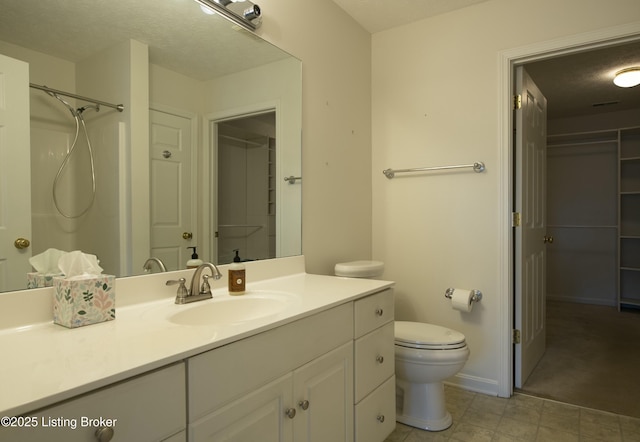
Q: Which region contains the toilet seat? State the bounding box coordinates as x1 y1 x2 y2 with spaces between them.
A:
395 321 466 350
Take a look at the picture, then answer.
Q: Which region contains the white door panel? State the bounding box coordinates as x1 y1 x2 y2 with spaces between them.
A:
0 54 32 291
515 66 548 388
149 108 196 271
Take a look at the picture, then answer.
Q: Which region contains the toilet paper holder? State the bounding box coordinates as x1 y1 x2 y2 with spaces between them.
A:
445 288 482 303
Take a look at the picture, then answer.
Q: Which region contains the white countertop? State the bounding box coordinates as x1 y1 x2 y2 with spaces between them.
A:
0 257 393 416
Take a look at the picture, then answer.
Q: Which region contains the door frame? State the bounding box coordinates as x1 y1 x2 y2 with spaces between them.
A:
497 22 640 398
201 100 280 264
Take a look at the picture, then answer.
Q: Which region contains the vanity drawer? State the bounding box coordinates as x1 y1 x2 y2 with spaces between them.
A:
354 289 394 338
2 363 186 442
354 375 396 442
188 303 353 420
354 321 395 402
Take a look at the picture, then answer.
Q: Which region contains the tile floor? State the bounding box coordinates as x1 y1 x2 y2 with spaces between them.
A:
384 386 640 441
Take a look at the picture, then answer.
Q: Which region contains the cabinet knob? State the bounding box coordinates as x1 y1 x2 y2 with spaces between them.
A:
95 427 114 442
377 414 385 423
298 399 310 410
376 355 384 364
375 308 384 316
285 408 297 419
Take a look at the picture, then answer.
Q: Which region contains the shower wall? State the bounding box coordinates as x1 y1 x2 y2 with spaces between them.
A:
0 39 134 276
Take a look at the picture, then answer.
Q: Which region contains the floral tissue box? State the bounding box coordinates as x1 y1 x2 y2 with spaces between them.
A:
53 275 115 328
27 272 64 289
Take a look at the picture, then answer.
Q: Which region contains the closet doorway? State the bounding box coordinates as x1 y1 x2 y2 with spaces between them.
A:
513 39 640 418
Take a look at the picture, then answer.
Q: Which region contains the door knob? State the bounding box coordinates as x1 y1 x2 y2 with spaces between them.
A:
543 235 554 244
182 232 193 240
14 238 30 249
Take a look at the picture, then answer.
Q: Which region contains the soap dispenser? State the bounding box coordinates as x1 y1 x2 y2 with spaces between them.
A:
228 249 245 295
187 247 203 269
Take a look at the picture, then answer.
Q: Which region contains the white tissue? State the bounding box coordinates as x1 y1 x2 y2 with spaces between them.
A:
450 288 474 313
57 250 103 280
29 248 67 273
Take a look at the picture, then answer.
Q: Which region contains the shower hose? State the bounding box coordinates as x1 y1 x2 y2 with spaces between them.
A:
48 92 97 218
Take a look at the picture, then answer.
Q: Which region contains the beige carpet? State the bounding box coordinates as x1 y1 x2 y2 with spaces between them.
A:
518 300 640 418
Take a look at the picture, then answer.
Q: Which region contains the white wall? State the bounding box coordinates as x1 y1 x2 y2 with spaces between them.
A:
371 0 640 395
256 0 373 274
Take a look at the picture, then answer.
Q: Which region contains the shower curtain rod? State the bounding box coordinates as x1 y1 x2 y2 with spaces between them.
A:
29 83 124 112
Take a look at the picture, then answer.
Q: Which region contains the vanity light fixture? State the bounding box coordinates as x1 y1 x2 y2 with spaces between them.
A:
613 67 640 88
194 0 262 31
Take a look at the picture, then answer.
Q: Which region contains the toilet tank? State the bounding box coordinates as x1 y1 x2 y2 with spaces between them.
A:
334 260 384 278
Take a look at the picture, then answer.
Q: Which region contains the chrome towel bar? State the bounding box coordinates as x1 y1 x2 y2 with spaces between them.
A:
383 161 485 179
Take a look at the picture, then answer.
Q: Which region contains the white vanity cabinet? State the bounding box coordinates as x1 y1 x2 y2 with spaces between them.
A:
353 289 396 442
187 303 355 441
1 363 186 442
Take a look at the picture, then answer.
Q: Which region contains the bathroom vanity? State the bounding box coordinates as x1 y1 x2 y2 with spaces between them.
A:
0 256 395 441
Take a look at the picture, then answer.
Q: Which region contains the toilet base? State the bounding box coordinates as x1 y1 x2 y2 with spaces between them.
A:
396 379 453 432
396 411 452 432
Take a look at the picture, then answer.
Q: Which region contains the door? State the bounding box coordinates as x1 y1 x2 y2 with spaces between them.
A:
0 54 32 291
149 107 196 271
514 66 548 388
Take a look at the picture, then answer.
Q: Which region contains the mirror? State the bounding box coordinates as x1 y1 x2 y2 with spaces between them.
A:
0 0 302 292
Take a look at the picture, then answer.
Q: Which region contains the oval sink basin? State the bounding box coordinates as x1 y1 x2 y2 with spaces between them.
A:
168 292 292 326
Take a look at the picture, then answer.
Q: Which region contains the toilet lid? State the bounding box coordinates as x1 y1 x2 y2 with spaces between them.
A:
395 321 466 350
334 260 384 278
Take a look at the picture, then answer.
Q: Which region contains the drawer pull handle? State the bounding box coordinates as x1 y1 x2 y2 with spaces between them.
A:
298 399 310 410
376 355 384 364
375 308 384 316
377 414 385 423
285 408 297 419
95 427 114 442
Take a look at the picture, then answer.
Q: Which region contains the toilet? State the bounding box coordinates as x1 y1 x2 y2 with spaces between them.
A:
335 260 470 432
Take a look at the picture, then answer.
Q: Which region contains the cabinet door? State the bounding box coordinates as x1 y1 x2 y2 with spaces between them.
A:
0 363 185 442
190 373 293 442
293 342 354 442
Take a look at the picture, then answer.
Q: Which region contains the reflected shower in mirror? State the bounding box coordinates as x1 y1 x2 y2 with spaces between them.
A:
0 0 302 293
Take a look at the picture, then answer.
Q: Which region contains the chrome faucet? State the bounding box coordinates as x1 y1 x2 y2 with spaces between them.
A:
166 262 223 304
143 257 167 273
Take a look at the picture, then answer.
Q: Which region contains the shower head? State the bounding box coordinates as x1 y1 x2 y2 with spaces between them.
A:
77 103 100 114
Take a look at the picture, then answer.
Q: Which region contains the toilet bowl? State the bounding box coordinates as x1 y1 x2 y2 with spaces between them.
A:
335 260 470 432
394 321 469 430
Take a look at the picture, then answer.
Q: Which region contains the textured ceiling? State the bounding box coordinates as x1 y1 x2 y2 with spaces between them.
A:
1 0 638 119
525 41 640 119
0 0 290 81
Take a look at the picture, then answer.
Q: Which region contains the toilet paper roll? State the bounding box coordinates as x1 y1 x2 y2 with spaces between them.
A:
450 288 474 312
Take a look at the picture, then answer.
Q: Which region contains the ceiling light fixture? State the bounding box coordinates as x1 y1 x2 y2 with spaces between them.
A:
613 67 640 88
194 0 261 31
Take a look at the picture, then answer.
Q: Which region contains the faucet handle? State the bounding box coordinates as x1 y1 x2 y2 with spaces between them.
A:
200 274 212 295
166 278 189 302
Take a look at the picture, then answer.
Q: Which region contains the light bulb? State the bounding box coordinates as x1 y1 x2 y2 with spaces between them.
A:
613 67 640 88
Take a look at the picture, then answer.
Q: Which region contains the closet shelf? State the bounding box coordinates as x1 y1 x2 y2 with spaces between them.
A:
547 224 617 229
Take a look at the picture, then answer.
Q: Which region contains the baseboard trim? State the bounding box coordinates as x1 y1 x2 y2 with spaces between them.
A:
547 294 616 307
445 373 500 397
